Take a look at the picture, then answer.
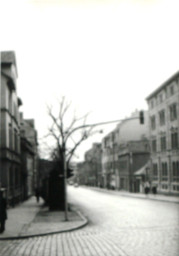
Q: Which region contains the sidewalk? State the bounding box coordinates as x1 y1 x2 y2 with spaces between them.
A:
0 189 178 240
88 186 179 203
0 196 88 240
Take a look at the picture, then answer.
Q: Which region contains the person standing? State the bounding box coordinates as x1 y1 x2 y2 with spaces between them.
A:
0 189 7 233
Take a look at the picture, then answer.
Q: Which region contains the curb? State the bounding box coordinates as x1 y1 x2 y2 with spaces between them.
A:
119 194 179 204
85 186 179 204
0 210 88 241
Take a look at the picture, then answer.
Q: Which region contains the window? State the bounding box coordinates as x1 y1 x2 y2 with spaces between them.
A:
151 116 156 130
161 162 168 181
160 136 166 151
15 168 19 188
152 164 158 180
8 124 13 149
172 161 179 182
173 185 179 191
171 132 178 149
14 129 18 151
152 139 157 152
9 167 14 187
151 100 154 109
159 93 163 103
170 103 177 121
8 90 12 113
170 85 174 96
162 184 168 190
159 110 165 126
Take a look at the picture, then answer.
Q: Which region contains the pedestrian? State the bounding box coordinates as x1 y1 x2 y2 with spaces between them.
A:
144 181 150 195
152 184 157 195
35 187 40 203
0 189 7 233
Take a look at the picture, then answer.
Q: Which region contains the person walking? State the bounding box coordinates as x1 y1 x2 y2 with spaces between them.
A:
0 189 7 233
152 184 157 195
144 181 150 195
35 187 40 203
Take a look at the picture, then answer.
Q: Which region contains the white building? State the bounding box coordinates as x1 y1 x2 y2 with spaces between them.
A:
146 71 179 194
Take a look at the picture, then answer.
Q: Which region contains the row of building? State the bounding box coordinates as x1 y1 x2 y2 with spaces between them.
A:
0 51 39 206
75 71 179 195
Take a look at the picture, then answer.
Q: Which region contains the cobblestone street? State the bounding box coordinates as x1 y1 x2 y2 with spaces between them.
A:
0 187 179 256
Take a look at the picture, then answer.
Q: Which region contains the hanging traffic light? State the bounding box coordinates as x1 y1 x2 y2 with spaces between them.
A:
67 168 74 178
139 111 144 124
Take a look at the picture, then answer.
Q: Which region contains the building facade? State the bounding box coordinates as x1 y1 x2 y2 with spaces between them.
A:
117 140 150 192
0 51 39 205
84 143 102 187
146 71 179 195
102 110 150 191
20 115 38 199
0 51 22 205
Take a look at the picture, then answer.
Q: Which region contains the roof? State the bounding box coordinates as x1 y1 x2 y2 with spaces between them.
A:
146 70 179 101
1 51 16 64
1 51 18 77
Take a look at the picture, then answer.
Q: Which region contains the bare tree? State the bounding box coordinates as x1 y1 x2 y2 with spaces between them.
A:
46 96 93 166
45 97 94 220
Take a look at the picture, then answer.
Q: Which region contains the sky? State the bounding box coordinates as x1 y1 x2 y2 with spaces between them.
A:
0 0 179 161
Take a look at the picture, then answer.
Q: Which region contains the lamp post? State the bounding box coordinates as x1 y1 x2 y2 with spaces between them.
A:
62 145 68 221
63 113 144 221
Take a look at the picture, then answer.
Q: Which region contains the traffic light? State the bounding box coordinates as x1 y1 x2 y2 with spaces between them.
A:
139 111 144 124
67 168 74 178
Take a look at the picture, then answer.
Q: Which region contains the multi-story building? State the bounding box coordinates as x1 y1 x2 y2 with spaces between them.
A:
84 143 102 187
117 140 150 192
0 51 22 205
102 110 150 191
20 114 38 199
146 71 179 195
0 51 39 205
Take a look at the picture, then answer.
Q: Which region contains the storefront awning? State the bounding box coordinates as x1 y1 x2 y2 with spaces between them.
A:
134 162 150 176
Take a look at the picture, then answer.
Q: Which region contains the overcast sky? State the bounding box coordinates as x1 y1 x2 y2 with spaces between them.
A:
1 0 179 161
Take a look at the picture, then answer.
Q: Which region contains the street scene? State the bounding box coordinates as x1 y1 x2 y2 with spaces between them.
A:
1 0 179 256
0 186 179 256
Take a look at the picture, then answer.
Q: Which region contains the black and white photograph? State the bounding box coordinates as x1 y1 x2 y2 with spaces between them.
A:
0 0 179 255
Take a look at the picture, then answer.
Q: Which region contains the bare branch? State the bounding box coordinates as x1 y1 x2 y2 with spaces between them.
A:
66 126 94 165
59 97 72 121
47 105 64 140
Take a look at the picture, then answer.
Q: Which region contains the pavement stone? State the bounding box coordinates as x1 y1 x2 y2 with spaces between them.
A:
0 188 178 240
0 196 87 240
0 187 178 256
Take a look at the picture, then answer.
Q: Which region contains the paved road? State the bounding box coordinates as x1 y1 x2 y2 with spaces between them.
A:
0 186 179 256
